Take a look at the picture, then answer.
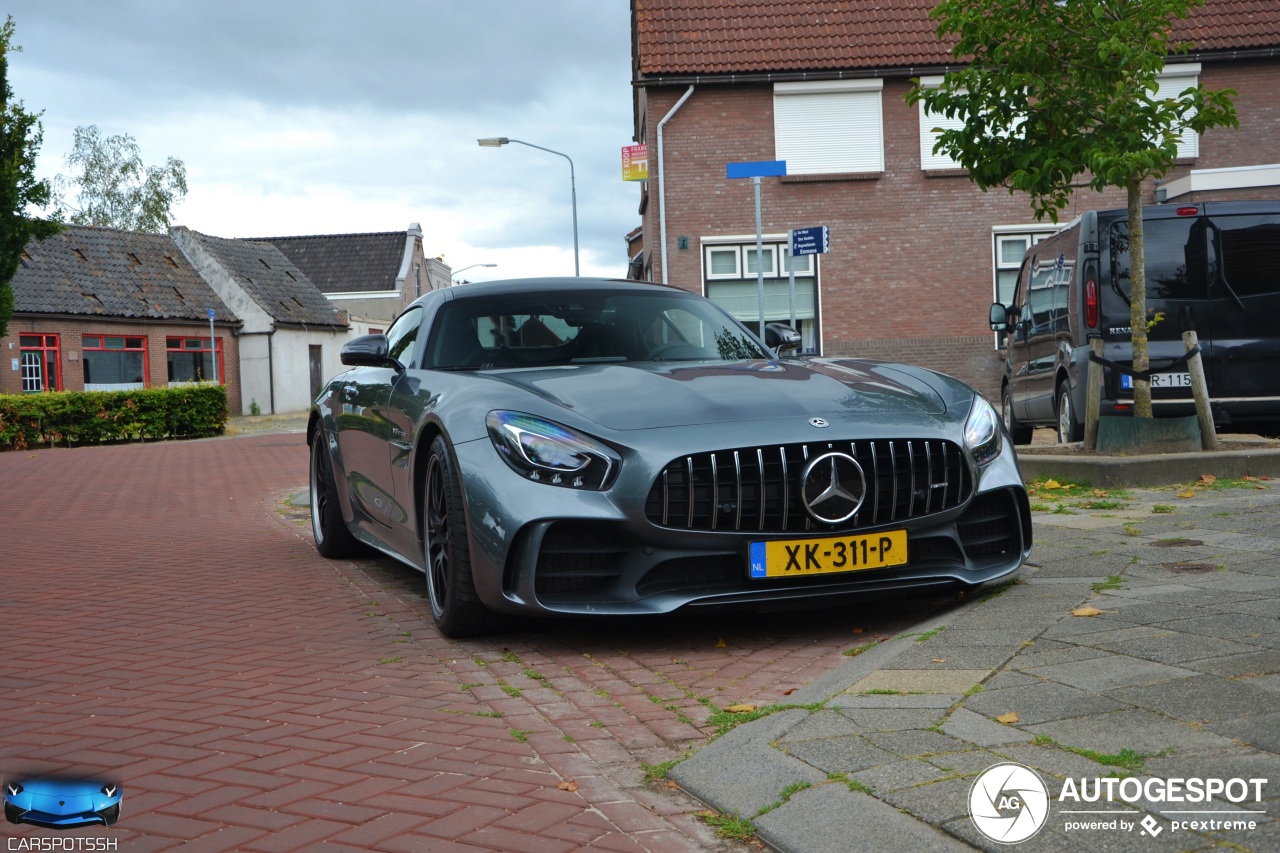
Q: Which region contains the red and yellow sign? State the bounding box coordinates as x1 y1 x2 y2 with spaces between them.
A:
622 144 649 182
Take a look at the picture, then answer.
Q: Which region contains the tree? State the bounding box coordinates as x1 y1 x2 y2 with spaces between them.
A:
907 0 1237 420
53 124 187 233
0 16 60 341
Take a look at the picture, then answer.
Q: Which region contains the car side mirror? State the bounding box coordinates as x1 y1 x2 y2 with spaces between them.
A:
764 322 802 354
989 303 1009 332
341 334 403 370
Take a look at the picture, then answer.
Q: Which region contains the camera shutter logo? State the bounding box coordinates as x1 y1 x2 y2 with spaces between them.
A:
969 762 1050 844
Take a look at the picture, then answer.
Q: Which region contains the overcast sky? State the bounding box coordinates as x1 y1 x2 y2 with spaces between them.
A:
6 0 639 281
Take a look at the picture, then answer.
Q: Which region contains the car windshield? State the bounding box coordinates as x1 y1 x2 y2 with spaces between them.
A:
425 289 770 369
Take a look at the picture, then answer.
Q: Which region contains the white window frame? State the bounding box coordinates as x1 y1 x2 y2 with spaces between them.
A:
992 224 1060 347
705 246 741 279
1155 63 1201 159
917 75 966 171
744 246 778 278
774 79 884 175
781 249 813 276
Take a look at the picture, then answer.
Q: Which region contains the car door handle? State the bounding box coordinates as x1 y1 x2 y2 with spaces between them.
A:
342 384 358 400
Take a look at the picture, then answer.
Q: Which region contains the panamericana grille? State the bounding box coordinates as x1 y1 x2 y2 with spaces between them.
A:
645 439 973 533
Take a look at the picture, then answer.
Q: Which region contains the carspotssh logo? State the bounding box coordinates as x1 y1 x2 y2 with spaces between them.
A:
969 762 1050 844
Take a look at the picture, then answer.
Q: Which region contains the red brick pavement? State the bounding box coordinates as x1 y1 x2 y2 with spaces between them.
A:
0 432 943 850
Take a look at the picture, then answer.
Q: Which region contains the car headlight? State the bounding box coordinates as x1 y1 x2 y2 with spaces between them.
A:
486 411 620 490
964 395 1002 466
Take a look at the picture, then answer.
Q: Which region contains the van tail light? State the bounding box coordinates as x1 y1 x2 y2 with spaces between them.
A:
1085 278 1099 329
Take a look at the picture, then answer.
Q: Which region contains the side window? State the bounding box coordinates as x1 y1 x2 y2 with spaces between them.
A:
1010 261 1032 342
385 307 423 366
1212 214 1280 298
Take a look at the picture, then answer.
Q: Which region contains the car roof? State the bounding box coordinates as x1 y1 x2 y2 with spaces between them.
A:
442 277 688 300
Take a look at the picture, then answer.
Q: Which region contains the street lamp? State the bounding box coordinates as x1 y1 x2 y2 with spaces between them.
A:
477 137 579 276
450 263 497 283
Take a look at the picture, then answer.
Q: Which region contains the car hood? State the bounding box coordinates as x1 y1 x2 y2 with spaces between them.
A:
482 358 950 431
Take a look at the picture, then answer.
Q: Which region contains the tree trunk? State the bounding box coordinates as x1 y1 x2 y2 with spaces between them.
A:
1127 180 1152 418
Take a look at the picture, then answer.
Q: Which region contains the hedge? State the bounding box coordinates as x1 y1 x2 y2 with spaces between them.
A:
0 385 228 451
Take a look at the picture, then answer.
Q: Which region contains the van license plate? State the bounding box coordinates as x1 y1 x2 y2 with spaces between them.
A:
1121 372 1191 390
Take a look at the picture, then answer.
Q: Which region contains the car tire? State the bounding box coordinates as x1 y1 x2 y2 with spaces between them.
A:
310 429 361 558
1056 383 1083 444
1002 385 1033 445
100 803 120 826
423 435 497 638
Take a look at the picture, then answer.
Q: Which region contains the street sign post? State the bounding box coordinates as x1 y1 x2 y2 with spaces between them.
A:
786 226 831 341
726 160 787 336
207 308 218 387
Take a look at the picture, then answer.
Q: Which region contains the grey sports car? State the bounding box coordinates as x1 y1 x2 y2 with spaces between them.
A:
308 278 1031 637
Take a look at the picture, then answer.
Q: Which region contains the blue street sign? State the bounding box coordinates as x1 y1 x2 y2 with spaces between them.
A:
726 160 787 179
207 308 216 320
790 226 830 256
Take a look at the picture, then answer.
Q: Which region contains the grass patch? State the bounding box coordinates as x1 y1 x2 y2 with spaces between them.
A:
1029 502 1052 512
1092 576 1124 592
755 781 812 817
461 683 482 691
500 650 520 663
900 627 945 642
377 656 403 665
699 699 824 738
844 640 880 657
862 688 902 695
642 758 680 783
1152 504 1176 514
509 729 530 743
1030 735 1167 776
695 810 756 843
522 667 549 683
1123 522 1143 537
590 720 605 728
1027 478 1133 501
978 578 1022 603
965 684 983 696
473 711 502 718
500 684 522 698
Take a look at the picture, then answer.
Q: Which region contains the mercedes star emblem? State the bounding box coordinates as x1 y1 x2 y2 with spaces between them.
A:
809 417 829 428
800 451 866 524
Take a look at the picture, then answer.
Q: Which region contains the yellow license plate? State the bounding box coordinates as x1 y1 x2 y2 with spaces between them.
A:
749 530 908 579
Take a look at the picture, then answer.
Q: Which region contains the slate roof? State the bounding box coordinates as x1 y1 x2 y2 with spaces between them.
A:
13 225 236 322
261 232 409 295
633 0 1280 78
183 231 348 329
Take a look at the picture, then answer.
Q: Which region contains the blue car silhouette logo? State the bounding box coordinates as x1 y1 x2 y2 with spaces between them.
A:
4 777 122 829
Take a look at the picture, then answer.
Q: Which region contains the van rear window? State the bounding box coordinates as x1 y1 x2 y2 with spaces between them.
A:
1109 218 1206 300
1213 215 1280 298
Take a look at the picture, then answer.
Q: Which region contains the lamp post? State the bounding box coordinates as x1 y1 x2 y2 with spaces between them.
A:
450 263 497 284
477 137 579 276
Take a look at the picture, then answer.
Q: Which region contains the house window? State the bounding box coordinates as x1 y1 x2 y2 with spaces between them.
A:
19 334 62 393
706 246 740 279
744 247 777 277
83 335 148 391
774 79 884 175
167 336 223 384
917 76 966 170
782 250 813 276
1156 63 1201 159
702 237 821 354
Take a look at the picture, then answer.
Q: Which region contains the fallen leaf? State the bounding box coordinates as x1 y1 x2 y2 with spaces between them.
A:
782 688 797 696
1177 489 1197 499
1072 606 1103 617
1092 489 1110 498
851 627 866 634
1257 484 1267 490
1199 474 1217 485
714 638 726 648
932 659 946 663
1043 479 1064 489
996 712 1020 724
667 780 681 789
1242 475 1258 482
726 703 758 713
557 780 579 792
873 633 889 640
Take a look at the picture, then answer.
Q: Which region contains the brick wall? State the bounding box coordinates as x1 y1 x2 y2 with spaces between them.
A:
638 59 1280 393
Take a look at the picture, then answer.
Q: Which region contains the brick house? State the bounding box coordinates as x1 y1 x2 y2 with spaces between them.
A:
263 224 451 334
629 0 1280 399
2 225 246 413
3 224 353 416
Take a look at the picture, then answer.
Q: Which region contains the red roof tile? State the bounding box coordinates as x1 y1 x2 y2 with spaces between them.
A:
634 0 1280 78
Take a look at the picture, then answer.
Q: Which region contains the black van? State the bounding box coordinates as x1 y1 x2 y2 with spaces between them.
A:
990 201 1280 443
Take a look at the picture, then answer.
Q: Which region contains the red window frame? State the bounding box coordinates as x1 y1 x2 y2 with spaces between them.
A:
165 336 224 384
82 335 150 388
18 333 63 393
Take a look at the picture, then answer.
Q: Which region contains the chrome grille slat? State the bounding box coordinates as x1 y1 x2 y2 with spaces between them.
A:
646 439 972 533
